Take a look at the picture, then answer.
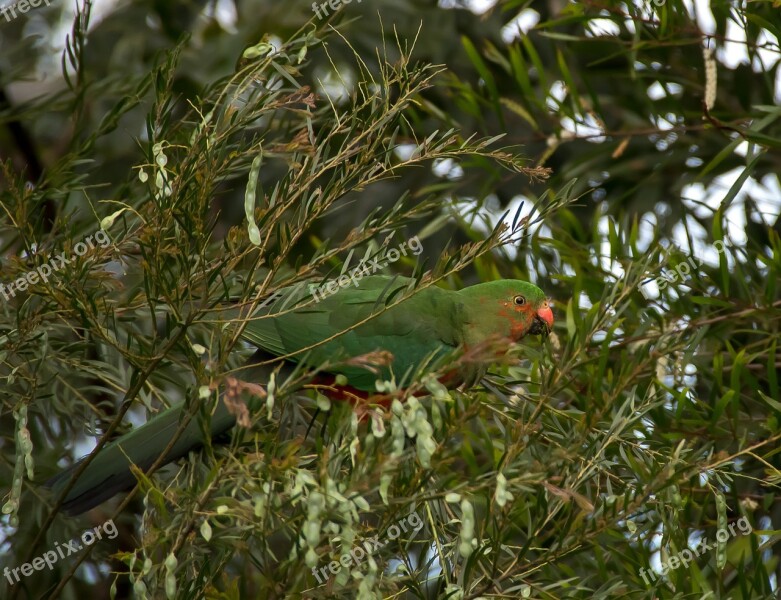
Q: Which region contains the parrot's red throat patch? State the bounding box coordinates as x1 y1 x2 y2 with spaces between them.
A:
528 314 551 335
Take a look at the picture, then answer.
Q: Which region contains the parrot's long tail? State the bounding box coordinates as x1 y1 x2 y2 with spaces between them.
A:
46 350 282 516
46 398 236 515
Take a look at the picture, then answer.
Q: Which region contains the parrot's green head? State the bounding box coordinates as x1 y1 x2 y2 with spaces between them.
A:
458 279 554 344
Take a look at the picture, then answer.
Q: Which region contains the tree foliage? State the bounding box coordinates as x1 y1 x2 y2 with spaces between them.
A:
1 0 780 598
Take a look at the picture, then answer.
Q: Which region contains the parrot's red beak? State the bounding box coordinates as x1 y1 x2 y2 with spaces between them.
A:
537 304 554 330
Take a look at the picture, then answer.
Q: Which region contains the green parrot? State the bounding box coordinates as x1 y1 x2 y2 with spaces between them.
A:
47 275 553 515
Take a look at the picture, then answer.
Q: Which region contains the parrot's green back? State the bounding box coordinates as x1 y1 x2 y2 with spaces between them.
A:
239 276 463 389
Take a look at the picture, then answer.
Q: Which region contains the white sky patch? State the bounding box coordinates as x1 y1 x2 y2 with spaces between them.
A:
9 0 121 103
752 29 781 72
673 192 750 266
750 173 781 226
696 7 781 100
204 0 238 34
632 159 781 298
649 523 664 570
686 156 704 168
776 69 781 103
670 215 709 252
719 8 750 68
450 197 490 235
504 195 544 237
432 158 464 180
637 212 657 252
524 223 552 283
630 0 768 95
647 81 684 100
546 80 567 111
733 140 752 158
501 8 540 43
597 215 626 280
592 324 625 345
649 112 680 131
314 66 355 104
64 405 147 466
625 0 658 26
578 291 593 311
465 0 499 14
655 201 673 219
586 18 621 38
72 435 98 460
561 114 606 142
438 0 498 14
450 194 548 263
681 167 781 246
394 143 417 161
647 82 666 100
623 9 636 35
668 215 728 269
684 0 717 36
680 182 711 219
750 29 781 100
640 278 661 299
407 542 445 596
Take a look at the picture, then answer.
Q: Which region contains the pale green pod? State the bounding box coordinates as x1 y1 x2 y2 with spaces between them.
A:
716 492 727 569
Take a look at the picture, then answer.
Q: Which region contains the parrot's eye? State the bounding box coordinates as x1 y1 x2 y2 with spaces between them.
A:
513 295 526 306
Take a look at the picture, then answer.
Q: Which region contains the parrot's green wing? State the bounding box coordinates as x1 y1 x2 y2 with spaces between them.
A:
238 275 461 390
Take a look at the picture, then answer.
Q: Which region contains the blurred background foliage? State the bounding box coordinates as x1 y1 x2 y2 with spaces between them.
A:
1 0 780 598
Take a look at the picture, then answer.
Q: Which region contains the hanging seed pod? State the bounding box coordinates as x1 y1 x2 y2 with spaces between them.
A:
715 492 727 569
200 519 212 542
133 578 148 598
245 152 264 246
2 404 32 524
458 499 476 558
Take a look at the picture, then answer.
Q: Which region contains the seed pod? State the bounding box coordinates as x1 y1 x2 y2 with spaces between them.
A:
200 519 212 542
165 572 176 599
670 484 682 509
716 492 727 569
458 499 476 558
244 152 263 245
